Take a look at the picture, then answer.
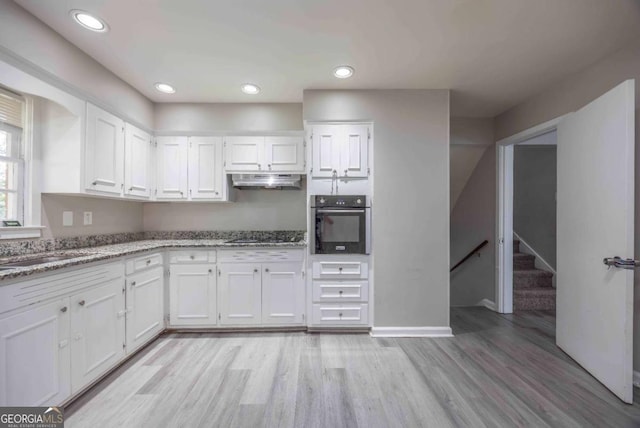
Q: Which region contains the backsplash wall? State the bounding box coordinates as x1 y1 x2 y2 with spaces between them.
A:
41 194 144 239
143 187 307 232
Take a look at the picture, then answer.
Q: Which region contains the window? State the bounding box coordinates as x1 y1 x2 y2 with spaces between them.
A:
0 88 24 223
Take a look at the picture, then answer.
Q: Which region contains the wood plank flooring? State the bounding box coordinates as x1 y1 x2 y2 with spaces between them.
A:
65 308 640 427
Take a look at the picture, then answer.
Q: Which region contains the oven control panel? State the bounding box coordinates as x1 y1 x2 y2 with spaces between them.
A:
314 195 366 208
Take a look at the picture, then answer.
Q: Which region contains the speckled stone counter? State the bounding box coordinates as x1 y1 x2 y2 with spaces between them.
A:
0 231 306 282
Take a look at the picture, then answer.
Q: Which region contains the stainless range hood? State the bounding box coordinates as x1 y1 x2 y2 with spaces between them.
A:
231 174 302 189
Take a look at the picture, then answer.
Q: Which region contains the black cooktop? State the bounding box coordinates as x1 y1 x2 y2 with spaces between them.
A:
224 238 286 244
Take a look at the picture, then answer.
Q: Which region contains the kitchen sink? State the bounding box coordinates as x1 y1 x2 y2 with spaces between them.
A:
0 253 90 268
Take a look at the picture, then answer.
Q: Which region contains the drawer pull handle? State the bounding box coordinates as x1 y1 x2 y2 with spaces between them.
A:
60 306 68 313
78 300 85 306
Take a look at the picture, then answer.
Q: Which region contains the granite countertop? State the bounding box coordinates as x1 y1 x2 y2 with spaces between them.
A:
0 239 307 282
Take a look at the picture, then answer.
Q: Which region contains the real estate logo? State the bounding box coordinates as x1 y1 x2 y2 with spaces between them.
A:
0 406 64 428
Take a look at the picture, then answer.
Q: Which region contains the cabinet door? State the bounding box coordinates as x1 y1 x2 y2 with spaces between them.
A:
189 136 224 200
70 278 125 394
156 136 188 200
264 136 304 172
124 123 153 199
218 263 261 325
0 299 70 406
169 264 217 326
225 136 265 172
126 267 164 353
262 262 304 325
340 125 369 178
311 125 341 178
85 103 124 194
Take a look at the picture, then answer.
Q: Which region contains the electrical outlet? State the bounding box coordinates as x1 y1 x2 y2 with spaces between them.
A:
83 211 93 226
62 211 73 227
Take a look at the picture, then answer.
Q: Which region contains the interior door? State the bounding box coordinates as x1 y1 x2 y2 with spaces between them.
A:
556 79 635 403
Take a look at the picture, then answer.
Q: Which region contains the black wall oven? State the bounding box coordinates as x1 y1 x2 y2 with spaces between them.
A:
311 195 370 254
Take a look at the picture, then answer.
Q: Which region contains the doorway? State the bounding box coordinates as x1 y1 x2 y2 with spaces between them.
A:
496 117 563 314
512 131 557 311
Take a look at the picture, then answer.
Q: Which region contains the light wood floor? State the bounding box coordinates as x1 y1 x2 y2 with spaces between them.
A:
65 308 640 427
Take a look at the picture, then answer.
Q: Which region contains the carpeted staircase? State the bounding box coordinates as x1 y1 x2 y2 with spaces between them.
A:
513 240 556 311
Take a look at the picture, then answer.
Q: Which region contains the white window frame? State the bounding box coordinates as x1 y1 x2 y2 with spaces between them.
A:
0 93 43 239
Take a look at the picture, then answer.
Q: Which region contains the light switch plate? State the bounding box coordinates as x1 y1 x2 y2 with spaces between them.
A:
62 211 73 227
83 211 93 226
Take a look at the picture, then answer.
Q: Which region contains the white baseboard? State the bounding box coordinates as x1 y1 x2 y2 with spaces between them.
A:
370 326 453 338
476 298 497 311
634 371 640 388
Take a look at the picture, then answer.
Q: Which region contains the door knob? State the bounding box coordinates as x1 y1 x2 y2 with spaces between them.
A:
603 256 640 270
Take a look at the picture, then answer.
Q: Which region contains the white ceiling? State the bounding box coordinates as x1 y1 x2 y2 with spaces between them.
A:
14 0 640 117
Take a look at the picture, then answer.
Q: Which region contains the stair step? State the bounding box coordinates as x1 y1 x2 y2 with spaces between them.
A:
514 269 553 289
513 240 520 253
513 253 535 270
514 287 556 311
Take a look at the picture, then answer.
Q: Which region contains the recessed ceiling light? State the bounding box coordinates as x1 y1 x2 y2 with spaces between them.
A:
333 66 354 79
154 83 176 94
241 83 260 95
70 10 108 32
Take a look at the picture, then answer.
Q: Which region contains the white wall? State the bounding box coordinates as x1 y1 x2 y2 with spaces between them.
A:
154 103 303 132
304 89 450 328
0 1 154 129
41 195 143 239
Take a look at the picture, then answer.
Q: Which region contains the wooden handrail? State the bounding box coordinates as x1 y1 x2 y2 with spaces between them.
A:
450 240 489 273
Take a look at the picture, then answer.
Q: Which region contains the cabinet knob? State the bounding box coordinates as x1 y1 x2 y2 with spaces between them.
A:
339 313 343 317
208 269 212 273
265 268 269 273
339 290 343 295
268 164 271 170
258 164 262 170
254 268 258 273
91 181 97 186
146 260 151 265
344 169 348 175
338 267 343 272
129 187 133 191
131 281 136 286
60 306 68 313
78 300 85 306
190 255 195 260
215 191 219 195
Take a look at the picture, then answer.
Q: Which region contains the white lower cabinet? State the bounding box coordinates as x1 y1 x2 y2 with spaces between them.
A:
70 278 125 393
218 263 262 325
169 263 217 326
126 267 164 353
311 260 370 327
0 298 71 406
262 263 304 325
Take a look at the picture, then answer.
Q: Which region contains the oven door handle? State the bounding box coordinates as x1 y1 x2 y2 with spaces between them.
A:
315 209 366 214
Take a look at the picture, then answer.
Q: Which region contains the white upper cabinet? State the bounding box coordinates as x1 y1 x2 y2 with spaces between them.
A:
310 124 369 178
85 103 125 194
225 135 304 173
124 123 153 199
156 136 189 200
189 136 224 200
156 136 226 201
265 136 305 172
225 136 264 172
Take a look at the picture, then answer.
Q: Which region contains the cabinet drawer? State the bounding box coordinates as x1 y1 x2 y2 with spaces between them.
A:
312 303 369 325
217 249 304 263
312 261 368 279
125 253 163 275
169 250 216 264
312 280 368 302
